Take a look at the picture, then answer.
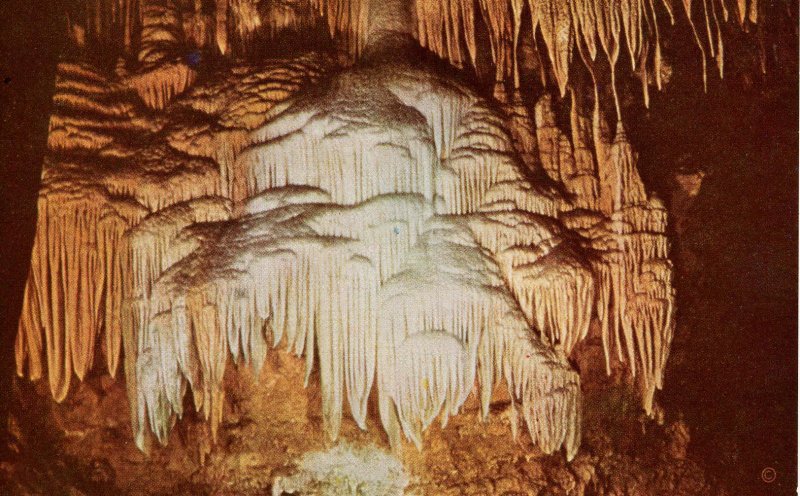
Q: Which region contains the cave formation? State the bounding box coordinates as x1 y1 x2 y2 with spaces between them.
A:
0 0 796 494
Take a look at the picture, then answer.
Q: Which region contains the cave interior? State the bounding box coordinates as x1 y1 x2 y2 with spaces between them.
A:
0 0 797 494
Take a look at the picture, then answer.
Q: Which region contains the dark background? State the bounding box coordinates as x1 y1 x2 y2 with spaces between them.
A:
630 8 799 492
0 0 61 457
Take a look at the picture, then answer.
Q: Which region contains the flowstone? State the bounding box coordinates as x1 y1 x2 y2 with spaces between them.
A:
16 0 675 469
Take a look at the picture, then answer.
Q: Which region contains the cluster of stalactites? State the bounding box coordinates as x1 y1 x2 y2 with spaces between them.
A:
66 0 142 49
14 180 223 403
66 0 322 57
15 189 145 401
311 0 370 56
14 56 328 406
127 61 197 110
65 0 764 103
376 218 581 458
409 0 760 103
229 72 597 363
117 68 584 457
14 61 222 403
125 191 580 458
530 89 675 413
128 193 421 447
16 44 674 460
497 78 673 412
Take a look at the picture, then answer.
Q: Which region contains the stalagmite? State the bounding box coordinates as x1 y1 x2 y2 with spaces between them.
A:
272 444 409 495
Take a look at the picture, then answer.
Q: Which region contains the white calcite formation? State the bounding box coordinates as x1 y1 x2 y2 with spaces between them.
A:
118 62 586 457
272 443 409 495
16 0 680 465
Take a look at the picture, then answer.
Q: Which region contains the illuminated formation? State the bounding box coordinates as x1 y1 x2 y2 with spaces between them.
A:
24 0 777 463
62 0 762 110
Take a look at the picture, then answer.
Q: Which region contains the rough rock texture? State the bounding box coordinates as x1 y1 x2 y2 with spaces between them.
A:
3 351 727 495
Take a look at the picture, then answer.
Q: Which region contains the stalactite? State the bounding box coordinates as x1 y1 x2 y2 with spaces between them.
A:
536 0 574 96
16 185 147 400
376 217 580 458
647 0 665 91
503 92 543 173
312 0 370 55
230 0 262 44
478 0 514 88
126 61 197 110
216 0 230 53
709 0 725 77
682 0 710 90
568 89 602 208
571 0 599 61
